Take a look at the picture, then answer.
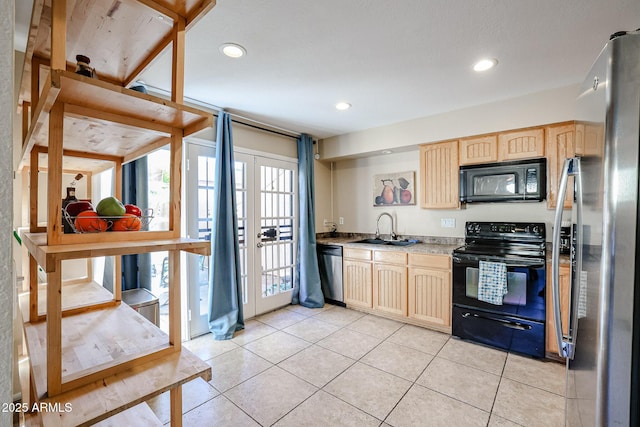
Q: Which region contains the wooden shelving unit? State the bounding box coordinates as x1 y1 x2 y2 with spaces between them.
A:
17 1 217 425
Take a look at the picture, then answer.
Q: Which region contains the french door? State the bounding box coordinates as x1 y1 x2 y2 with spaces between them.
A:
185 142 297 338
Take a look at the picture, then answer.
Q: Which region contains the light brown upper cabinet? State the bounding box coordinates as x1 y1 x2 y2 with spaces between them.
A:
546 123 577 209
420 140 460 209
459 135 498 165
575 122 605 157
498 127 545 161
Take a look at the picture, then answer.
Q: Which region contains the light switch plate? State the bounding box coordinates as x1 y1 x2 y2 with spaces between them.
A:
441 218 456 228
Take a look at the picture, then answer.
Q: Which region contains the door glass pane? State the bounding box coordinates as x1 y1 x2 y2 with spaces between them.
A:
146 149 171 332
260 165 295 299
235 161 248 305
147 149 171 232
196 155 215 318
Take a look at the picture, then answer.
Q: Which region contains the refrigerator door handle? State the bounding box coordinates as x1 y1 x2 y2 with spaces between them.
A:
551 158 574 358
566 157 583 360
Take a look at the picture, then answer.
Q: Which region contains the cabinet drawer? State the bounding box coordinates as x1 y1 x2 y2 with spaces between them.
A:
408 253 451 270
344 248 372 261
374 250 407 265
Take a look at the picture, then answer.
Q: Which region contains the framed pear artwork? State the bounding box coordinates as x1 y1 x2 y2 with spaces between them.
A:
372 171 416 206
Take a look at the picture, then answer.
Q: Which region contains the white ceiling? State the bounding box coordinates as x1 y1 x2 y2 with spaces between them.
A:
14 0 640 139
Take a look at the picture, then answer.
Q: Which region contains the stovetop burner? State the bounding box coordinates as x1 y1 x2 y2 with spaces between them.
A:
457 222 547 258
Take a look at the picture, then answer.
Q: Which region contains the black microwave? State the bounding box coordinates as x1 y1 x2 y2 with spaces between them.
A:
459 158 546 203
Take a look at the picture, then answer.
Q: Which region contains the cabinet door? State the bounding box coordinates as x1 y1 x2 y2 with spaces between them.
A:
546 123 576 209
498 128 545 161
420 141 459 209
459 135 498 165
344 259 372 309
575 122 604 157
373 263 407 316
545 263 571 356
408 267 451 328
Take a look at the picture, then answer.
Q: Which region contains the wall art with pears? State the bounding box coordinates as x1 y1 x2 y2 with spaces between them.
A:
372 171 416 206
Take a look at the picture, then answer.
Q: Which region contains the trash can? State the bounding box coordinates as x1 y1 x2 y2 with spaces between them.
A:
122 288 159 327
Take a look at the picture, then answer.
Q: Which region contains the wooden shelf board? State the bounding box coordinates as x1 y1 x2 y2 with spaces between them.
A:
91 402 163 427
24 303 172 401
18 0 217 105
37 347 210 427
19 70 213 170
54 71 212 130
22 232 210 273
19 280 115 321
31 151 117 175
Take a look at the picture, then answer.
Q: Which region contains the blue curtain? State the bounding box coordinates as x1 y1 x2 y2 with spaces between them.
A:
121 157 151 291
292 134 324 308
208 112 245 339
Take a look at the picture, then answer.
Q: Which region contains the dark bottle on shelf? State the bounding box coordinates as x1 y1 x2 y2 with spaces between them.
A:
62 187 78 233
75 54 96 78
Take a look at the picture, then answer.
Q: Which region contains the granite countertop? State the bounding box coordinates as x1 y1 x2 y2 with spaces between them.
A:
317 234 571 260
316 233 463 256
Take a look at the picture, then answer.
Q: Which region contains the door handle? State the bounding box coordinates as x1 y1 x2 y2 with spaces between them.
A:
257 242 264 248
552 157 581 359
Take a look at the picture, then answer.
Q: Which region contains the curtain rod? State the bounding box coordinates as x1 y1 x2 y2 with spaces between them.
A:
142 82 303 141
214 113 299 141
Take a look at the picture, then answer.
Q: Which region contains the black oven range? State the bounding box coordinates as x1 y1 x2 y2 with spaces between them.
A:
452 222 546 358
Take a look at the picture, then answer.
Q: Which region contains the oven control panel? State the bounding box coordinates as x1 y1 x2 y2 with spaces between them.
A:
465 222 545 240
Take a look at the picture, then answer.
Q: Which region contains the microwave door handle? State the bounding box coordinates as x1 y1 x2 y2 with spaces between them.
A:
552 158 572 358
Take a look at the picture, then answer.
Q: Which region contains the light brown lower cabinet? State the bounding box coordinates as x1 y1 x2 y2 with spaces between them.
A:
344 247 452 333
545 262 571 358
343 248 373 309
408 253 452 330
373 251 408 316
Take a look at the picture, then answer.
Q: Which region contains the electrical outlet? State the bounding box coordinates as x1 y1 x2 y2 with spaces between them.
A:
339 217 344 225
441 218 456 228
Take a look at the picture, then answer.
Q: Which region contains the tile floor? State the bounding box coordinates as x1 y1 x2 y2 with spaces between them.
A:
148 304 566 426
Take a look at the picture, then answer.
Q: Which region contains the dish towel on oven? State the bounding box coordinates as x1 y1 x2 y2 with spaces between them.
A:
478 261 508 305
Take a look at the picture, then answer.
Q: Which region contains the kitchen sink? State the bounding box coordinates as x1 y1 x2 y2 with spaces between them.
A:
352 238 417 247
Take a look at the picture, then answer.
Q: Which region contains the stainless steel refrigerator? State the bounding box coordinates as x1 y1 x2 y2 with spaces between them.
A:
551 30 640 426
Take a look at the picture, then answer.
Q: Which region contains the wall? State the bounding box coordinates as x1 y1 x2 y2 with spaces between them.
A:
1 0 15 421
320 84 579 239
314 159 333 232
190 119 298 160
331 151 557 238
320 84 579 160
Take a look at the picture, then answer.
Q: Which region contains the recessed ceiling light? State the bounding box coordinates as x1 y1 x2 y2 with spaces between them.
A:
381 150 393 154
335 102 351 111
220 43 246 58
473 58 498 72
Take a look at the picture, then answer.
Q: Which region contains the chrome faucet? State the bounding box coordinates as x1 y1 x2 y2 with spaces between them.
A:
375 212 397 240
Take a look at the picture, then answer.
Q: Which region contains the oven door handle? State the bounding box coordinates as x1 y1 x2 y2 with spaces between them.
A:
452 255 545 268
461 311 532 331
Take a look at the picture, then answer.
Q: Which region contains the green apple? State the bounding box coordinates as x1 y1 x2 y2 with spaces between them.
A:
96 196 126 217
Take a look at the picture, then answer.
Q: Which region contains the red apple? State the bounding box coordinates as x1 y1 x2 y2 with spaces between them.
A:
124 204 142 217
64 201 94 216
400 189 412 204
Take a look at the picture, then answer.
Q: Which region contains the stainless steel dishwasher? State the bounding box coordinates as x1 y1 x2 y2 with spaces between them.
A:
316 244 345 306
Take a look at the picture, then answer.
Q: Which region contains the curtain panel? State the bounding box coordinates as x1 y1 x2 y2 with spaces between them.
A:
292 134 324 308
207 112 245 339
